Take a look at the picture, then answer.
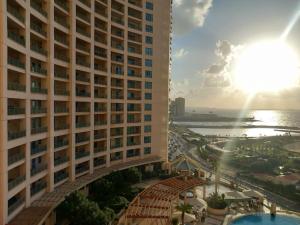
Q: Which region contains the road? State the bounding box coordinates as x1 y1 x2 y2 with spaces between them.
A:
168 130 300 212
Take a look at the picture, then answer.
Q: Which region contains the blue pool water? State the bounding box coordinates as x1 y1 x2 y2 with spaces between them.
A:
231 214 300 225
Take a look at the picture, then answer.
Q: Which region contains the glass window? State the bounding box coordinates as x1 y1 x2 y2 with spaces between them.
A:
145 48 153 56
145 59 152 67
145 104 152 111
144 114 152 121
146 25 153 33
146 13 153 22
144 147 151 155
145 36 153 44
145 93 152 100
144 136 151 143
145 82 152 89
145 70 152 78
144 125 151 132
146 2 153 10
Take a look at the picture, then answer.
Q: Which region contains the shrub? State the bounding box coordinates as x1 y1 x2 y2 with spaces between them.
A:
206 192 228 209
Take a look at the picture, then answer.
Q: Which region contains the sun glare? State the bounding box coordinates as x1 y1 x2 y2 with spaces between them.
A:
233 41 299 94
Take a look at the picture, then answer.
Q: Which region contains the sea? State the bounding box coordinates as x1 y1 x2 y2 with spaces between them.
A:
177 109 300 137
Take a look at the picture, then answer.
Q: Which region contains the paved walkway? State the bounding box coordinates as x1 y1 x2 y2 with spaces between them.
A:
8 156 163 225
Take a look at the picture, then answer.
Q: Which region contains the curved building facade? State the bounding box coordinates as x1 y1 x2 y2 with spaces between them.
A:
0 0 171 224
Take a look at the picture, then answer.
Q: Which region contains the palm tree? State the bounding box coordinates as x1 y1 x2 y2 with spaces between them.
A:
212 160 220 194
176 203 193 225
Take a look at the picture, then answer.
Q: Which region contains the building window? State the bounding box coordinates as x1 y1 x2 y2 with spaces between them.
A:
146 13 153 22
144 136 151 144
144 115 152 121
146 25 153 33
144 147 151 155
145 104 152 111
145 93 152 100
145 82 152 89
145 70 152 78
145 36 153 44
144 125 151 132
145 48 153 56
145 59 152 67
146 2 153 10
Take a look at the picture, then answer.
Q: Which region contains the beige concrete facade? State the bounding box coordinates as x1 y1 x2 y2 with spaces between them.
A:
0 0 171 224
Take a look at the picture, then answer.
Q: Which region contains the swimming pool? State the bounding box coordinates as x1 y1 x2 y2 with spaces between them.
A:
231 214 300 225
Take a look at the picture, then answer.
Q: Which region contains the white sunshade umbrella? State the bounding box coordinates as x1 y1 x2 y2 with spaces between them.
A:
224 191 251 202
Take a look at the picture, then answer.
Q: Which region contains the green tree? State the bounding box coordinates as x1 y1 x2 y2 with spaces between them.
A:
176 203 192 225
123 167 142 184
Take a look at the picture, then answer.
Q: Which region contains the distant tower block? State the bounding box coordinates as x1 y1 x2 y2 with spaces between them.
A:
175 97 185 117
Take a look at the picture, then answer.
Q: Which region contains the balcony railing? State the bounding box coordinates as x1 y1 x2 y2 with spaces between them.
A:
55 0 69 11
31 164 47 176
54 106 68 113
8 175 25 190
54 71 69 79
76 166 89 174
8 130 26 140
94 64 106 71
94 93 106 99
8 152 25 165
95 50 106 58
55 89 69 96
77 11 90 23
112 16 124 25
31 44 47 56
76 59 90 67
54 172 68 183
94 120 106 126
79 0 91 7
77 27 90 37
54 139 68 149
76 107 90 113
31 181 47 196
128 22 142 31
76 74 90 82
94 146 106 153
94 158 106 167
31 107 47 114
31 126 48 134
54 156 69 166
54 123 69 131
8 31 25 46
76 122 90 128
75 151 89 159
31 145 47 155
8 82 26 92
31 23 47 37
31 64 47 75
94 133 106 140
95 106 106 112
8 106 25 115
7 5 25 23
54 33 69 46
8 197 25 215
8 57 25 69
76 91 90 97
55 52 70 62
31 1 47 17
76 135 89 143
31 86 48 94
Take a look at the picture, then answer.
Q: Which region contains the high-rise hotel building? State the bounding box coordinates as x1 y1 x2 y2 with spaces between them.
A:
0 0 171 224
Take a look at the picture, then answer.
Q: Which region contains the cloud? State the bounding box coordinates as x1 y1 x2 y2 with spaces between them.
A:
173 48 189 58
170 79 190 98
173 0 213 35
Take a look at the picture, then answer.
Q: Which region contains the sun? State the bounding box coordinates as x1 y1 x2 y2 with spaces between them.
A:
233 40 299 94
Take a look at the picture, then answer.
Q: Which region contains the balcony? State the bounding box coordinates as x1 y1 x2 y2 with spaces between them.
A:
54 139 68 149
31 145 47 155
31 44 48 56
94 92 106 99
94 120 106 126
76 165 89 174
95 106 106 112
76 90 90 97
76 106 90 113
31 64 47 75
8 57 25 69
8 31 25 46
76 122 90 128
94 158 106 167
54 156 69 166
55 106 68 113
54 33 69 46
76 58 90 67
31 106 47 114
94 146 106 153
77 26 90 37
128 22 142 31
94 64 106 72
8 152 25 166
54 71 69 79
31 1 47 18
77 11 90 23
8 197 25 215
112 16 124 25
76 135 89 143
31 164 47 176
8 175 25 191
76 74 90 82
8 82 26 92
8 130 26 140
31 126 48 134
55 0 69 11
54 172 68 184
76 151 89 159
31 22 47 37
8 106 25 115
55 16 69 28
55 52 70 62
94 133 106 140
79 0 91 7
55 89 69 96
95 49 106 58
54 123 69 131
31 181 47 196
7 5 25 24
31 86 48 94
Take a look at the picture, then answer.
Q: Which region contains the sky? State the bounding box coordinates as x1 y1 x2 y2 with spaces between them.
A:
171 0 300 110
